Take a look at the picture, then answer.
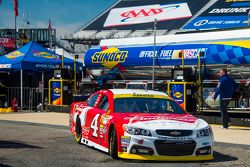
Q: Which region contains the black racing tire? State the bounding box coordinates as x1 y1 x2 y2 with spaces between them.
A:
109 128 118 159
75 117 82 144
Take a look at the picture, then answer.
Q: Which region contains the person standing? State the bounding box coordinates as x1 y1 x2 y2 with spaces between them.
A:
12 97 18 112
213 68 237 129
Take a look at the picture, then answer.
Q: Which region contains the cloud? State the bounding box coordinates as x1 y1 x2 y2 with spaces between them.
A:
56 23 83 37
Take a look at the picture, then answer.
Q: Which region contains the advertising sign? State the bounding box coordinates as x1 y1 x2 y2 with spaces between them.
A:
104 3 192 27
0 37 15 48
184 0 250 29
85 39 250 68
52 81 62 105
83 0 209 30
85 45 208 69
171 84 184 108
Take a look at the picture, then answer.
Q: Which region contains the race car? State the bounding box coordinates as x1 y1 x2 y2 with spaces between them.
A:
69 89 214 161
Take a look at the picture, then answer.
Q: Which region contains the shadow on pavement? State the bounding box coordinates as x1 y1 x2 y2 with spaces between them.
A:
0 140 42 149
0 164 12 167
212 151 238 162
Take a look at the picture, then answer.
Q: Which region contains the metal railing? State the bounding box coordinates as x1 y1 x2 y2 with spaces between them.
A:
7 87 48 111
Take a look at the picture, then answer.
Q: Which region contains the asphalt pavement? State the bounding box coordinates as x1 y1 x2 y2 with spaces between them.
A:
0 112 250 167
1 112 250 145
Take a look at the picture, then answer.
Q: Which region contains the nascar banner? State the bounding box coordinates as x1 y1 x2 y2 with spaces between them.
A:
84 40 250 68
184 0 250 29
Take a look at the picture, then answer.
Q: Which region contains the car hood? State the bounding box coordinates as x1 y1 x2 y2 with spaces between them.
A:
115 113 205 130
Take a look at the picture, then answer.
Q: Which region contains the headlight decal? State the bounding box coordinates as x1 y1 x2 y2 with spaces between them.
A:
124 125 152 136
197 127 212 138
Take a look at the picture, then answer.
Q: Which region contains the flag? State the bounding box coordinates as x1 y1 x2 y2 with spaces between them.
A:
13 0 18 17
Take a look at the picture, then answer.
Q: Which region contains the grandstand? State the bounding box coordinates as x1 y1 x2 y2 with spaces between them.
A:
62 0 250 46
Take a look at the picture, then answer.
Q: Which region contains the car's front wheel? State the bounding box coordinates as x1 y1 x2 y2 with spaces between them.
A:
75 117 82 144
109 128 118 159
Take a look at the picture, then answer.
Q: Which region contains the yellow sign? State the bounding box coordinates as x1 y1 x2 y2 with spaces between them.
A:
54 87 61 94
6 51 24 59
34 52 59 59
174 92 183 99
91 47 128 69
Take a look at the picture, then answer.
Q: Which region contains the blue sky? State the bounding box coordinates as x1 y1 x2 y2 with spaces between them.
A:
0 0 117 36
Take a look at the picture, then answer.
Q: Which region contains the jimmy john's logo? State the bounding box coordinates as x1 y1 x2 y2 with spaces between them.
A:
91 47 128 69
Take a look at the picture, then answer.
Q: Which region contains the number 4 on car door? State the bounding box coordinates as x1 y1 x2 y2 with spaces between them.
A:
91 114 100 137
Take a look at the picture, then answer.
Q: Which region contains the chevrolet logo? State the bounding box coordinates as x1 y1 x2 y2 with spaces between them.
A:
170 131 181 136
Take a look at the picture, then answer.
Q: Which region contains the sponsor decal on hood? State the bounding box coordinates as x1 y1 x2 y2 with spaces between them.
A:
123 114 197 124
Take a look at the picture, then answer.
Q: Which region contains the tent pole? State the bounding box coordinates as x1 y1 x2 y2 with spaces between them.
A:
42 72 44 111
20 69 23 111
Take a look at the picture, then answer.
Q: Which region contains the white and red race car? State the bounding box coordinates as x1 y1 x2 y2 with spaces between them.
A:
69 89 214 161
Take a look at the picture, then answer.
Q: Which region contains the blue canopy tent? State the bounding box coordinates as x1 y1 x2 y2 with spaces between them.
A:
0 41 83 110
0 41 81 71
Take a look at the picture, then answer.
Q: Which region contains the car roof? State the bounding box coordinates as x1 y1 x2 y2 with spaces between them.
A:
109 89 168 97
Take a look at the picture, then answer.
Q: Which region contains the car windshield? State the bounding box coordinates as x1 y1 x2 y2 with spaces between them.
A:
114 98 186 114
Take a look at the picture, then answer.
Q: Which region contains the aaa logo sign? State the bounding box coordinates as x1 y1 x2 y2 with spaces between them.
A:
104 3 192 27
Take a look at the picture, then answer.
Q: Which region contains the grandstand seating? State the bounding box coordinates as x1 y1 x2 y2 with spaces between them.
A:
61 0 250 47
112 30 132 38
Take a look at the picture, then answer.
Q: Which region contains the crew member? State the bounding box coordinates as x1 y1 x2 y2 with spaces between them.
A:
12 97 18 112
213 68 237 129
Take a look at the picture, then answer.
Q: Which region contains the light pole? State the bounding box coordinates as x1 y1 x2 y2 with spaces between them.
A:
152 19 157 90
74 55 79 95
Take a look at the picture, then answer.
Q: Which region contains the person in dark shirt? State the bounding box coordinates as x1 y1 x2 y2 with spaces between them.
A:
213 68 237 129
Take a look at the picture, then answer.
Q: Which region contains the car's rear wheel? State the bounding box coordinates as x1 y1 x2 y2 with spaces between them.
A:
75 117 82 144
109 128 118 159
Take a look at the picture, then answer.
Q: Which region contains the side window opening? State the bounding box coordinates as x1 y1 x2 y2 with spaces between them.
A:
87 94 99 107
97 95 109 111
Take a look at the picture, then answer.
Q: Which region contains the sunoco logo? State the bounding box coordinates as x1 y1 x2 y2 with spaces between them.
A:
174 92 183 99
91 51 128 63
6 51 24 59
33 51 60 59
54 87 60 94
91 47 128 69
